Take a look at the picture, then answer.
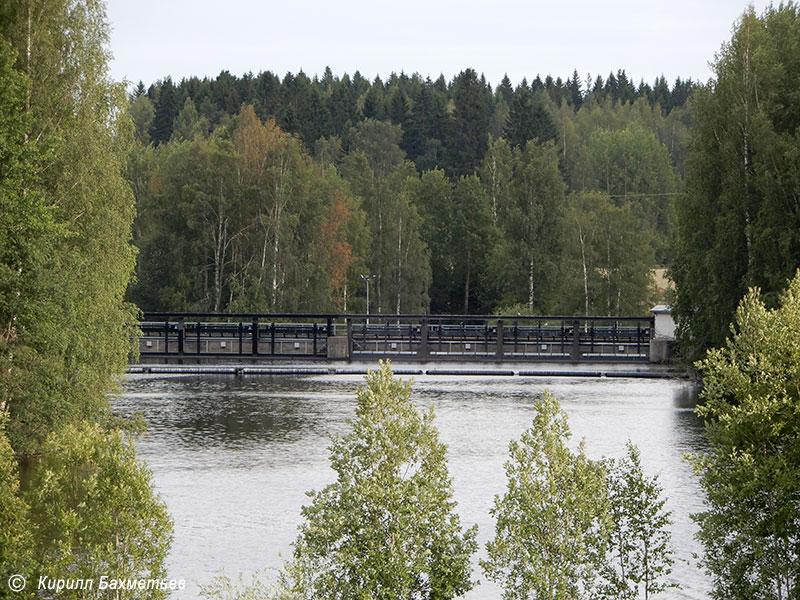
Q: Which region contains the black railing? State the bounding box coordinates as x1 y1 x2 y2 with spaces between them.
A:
139 313 336 359
137 312 654 363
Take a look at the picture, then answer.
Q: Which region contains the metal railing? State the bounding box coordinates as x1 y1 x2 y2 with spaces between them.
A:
137 312 654 363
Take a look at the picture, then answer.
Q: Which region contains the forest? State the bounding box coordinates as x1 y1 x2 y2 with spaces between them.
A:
5 1 800 599
126 66 691 317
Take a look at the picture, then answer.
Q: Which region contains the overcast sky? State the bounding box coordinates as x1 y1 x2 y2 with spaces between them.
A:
106 1 773 90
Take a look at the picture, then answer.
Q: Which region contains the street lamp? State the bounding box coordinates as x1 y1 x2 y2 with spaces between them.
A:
360 274 376 324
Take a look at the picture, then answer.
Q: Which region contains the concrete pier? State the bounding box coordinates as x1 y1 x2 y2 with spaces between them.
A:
649 305 678 363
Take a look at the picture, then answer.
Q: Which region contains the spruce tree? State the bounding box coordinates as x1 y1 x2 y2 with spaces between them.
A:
254 70 282 121
149 76 179 145
170 96 204 142
568 69 583 108
388 87 409 129
327 83 354 136
505 81 535 148
652 76 671 111
402 84 432 161
531 91 558 144
497 73 513 105
447 68 490 176
212 69 242 115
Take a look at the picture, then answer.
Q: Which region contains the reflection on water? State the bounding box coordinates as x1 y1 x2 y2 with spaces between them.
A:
115 371 709 599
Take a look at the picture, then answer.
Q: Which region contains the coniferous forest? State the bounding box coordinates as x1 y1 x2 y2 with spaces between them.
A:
126 67 690 317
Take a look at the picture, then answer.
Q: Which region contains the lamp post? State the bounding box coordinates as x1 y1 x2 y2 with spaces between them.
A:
360 274 376 324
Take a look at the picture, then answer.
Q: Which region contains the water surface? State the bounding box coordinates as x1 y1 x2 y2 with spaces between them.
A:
114 368 708 599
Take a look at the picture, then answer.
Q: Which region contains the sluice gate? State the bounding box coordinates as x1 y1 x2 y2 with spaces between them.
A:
136 313 657 363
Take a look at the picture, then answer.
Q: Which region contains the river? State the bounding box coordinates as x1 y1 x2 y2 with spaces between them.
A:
114 365 708 599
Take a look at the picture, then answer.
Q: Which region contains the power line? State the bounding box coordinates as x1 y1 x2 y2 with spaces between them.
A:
607 192 683 198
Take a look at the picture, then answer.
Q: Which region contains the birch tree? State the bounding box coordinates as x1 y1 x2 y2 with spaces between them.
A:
292 362 477 600
691 273 800 600
1 0 137 453
482 392 610 600
673 4 800 358
485 140 565 313
26 423 173 600
561 192 654 316
605 442 677 600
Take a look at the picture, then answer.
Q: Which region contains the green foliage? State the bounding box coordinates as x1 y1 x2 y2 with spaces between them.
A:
493 302 538 316
408 170 496 313
505 82 537 148
313 135 343 168
560 191 655 316
291 362 478 600
129 94 154 144
200 570 297 600
340 134 431 314
479 136 514 226
349 118 405 178
673 3 800 358
691 272 800 599
0 36 54 439
171 97 208 143
452 174 495 313
131 84 681 317
1 0 138 454
482 391 610 600
145 136 240 312
0 6 174 600
483 140 566 313
0 426 32 594
403 82 449 171
409 169 456 312
584 124 680 262
447 69 490 176
130 61 693 313
586 125 678 199
150 77 179 145
483 394 677 600
128 65 696 315
605 442 676 600
25 422 173 599
130 106 370 313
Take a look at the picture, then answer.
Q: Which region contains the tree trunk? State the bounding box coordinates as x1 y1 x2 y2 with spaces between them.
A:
741 36 755 283
258 213 268 287
376 198 383 313
528 255 535 311
213 195 227 313
270 155 289 309
606 237 612 316
463 248 471 314
577 219 590 316
489 155 498 224
644 540 650 600
396 214 403 315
